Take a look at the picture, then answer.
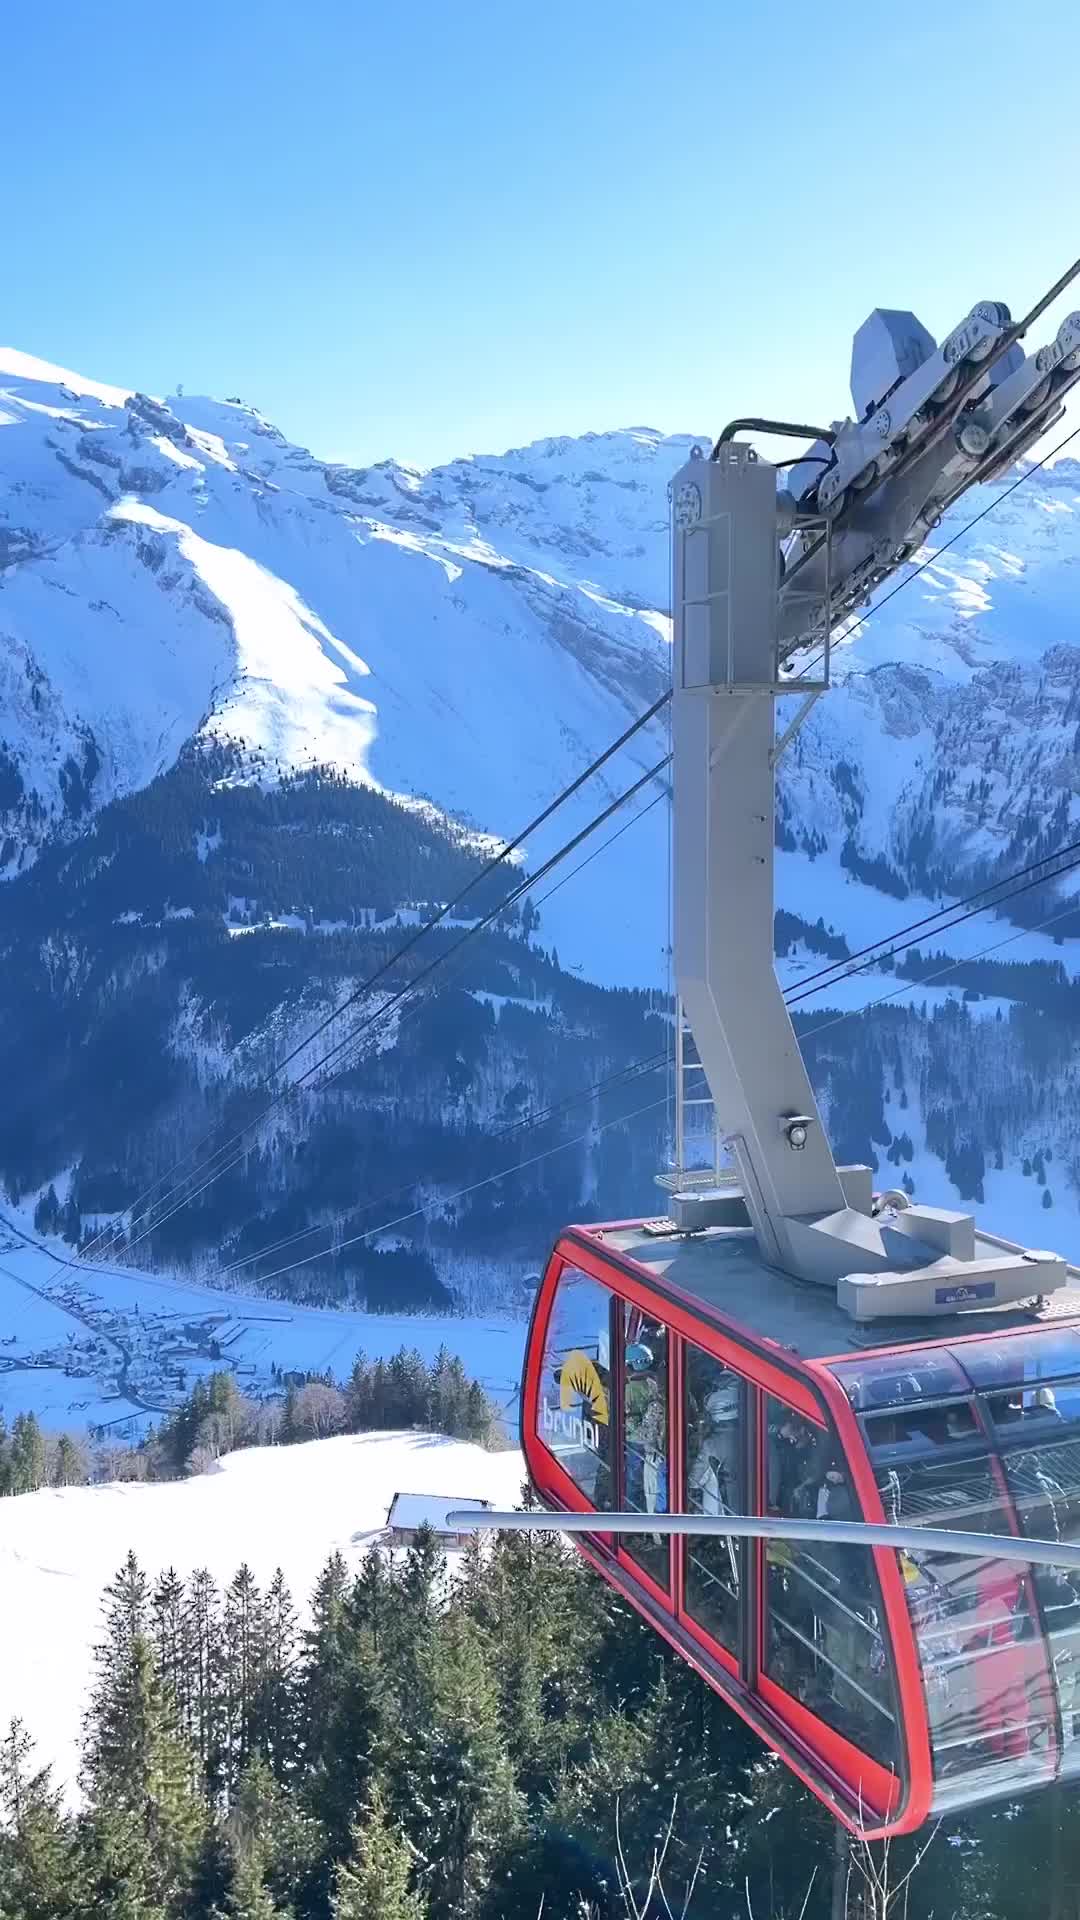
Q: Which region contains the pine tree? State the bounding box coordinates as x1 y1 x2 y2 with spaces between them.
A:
204 1373 252 1459
74 1802 170 1920
330 1785 425 1920
250 1571 299 1784
223 1851 291 1920
427 1348 467 1435
187 1568 227 1800
301 1553 352 1734
222 1567 264 1804
84 1564 205 1913
298 1552 389 1856
227 1758 322 1918
152 1569 192 1740
393 1612 522 1920
349 1542 393 1654
343 1353 371 1430
464 1381 496 1446
9 1413 46 1494
394 1527 443 1657
84 1634 204 1905
86 1553 151 1777
188 1816 233 1920
52 1433 87 1487
33 1184 60 1237
0 1718 77 1920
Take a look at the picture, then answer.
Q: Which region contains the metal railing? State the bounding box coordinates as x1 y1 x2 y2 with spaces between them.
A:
446 1507 1080 1574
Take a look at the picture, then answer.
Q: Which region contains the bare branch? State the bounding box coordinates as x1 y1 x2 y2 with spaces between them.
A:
796 1865 818 1920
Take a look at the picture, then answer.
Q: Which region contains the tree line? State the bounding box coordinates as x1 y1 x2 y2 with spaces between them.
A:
0 1411 87 1495
1 1519 1072 1920
146 1351 501 1481
1 1350 503 1497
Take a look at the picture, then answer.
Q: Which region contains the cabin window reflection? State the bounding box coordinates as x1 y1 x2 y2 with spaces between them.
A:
764 1396 897 1768
863 1400 1057 1804
539 1266 613 1509
683 1344 742 1652
990 1374 1080 1775
622 1305 669 1589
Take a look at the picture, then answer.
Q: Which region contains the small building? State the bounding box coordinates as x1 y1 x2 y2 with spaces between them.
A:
385 1491 493 1548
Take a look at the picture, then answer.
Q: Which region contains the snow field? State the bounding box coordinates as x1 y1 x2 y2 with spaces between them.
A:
0 1430 526 1807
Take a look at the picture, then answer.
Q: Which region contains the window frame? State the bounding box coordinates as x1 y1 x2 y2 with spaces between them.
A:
759 1387 903 1780
678 1334 748 1677
618 1298 674 1602
523 1230 925 1833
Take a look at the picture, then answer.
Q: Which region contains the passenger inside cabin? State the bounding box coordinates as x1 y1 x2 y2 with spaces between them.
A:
624 1331 667 1518
687 1372 741 1513
768 1412 820 1517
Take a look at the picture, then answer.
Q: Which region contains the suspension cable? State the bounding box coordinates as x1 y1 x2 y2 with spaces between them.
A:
78 695 671 1261
783 832 1080 999
798 881 1080 1046
219 856 1080 1290
113 758 671 1261
787 849 1080 1006
96 745 1080 1269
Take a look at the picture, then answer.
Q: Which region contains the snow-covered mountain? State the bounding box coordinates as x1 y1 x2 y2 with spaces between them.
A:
5 341 1080 1280
0 349 679 985
6 344 1080 987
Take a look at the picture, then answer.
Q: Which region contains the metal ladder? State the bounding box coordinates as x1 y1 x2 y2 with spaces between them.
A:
656 998 732 1196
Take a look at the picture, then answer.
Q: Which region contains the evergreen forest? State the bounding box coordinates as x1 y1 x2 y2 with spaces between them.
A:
1 1518 1075 1920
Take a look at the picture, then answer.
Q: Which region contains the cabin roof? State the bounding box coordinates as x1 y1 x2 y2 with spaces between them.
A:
574 1221 1080 1363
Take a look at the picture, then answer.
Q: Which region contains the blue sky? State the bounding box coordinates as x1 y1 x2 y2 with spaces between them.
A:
5 0 1080 469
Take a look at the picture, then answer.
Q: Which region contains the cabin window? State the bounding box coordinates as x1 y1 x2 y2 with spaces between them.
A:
621 1303 669 1590
861 1401 1056 1807
539 1265 614 1509
683 1343 742 1652
763 1395 898 1768
987 1374 1080 1777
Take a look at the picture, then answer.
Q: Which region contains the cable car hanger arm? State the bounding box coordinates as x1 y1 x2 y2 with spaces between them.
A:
666 253 1080 1311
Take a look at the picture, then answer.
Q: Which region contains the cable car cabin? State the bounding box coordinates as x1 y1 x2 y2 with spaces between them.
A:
521 1219 1080 1838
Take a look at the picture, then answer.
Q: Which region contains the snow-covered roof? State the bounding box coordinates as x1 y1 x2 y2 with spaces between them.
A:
386 1491 493 1532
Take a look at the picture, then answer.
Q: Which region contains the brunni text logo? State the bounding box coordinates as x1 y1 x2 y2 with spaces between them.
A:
543 1348 609 1453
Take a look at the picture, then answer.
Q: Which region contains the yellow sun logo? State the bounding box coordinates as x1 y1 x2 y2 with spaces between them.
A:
560 1350 609 1425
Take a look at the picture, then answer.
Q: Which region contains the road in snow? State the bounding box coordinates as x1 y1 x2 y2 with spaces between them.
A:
0 1430 526 1806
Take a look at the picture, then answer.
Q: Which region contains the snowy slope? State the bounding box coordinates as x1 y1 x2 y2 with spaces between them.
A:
0 352 672 983
6 342 1080 985
0 1430 525 1805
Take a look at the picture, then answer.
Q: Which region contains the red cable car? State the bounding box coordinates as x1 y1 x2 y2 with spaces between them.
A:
522 1219 1080 1837
522 382 1080 1837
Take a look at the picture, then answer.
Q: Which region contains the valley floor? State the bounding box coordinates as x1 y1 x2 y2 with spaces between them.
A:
0 1220 524 1440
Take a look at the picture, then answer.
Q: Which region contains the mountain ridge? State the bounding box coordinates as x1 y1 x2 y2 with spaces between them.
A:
5 344 1080 1279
